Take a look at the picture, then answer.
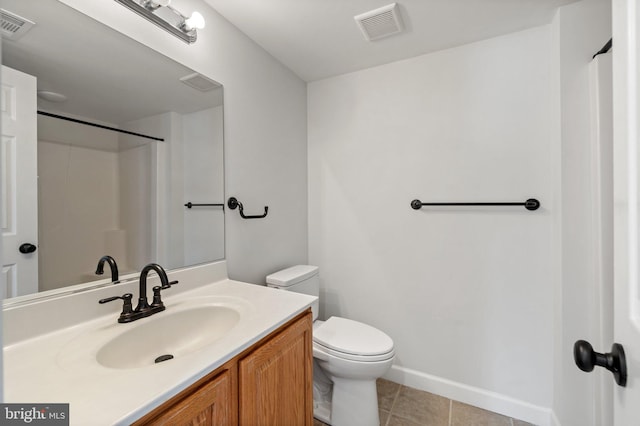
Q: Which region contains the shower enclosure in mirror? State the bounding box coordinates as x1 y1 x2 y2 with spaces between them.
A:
0 0 224 300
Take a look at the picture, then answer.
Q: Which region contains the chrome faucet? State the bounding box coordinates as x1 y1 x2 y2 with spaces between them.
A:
95 255 119 283
99 262 178 323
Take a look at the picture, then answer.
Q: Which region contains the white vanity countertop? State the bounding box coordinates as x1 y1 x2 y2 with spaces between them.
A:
3 277 316 425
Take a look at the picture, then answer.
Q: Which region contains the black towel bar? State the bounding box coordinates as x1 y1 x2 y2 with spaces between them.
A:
411 198 540 211
184 202 224 209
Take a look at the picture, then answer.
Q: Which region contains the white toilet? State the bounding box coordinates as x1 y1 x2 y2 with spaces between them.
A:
266 265 395 426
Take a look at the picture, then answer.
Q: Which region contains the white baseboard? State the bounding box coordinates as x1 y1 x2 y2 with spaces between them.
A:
383 365 554 426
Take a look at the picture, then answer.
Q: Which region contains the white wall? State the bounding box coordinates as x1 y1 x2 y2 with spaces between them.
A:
57 0 308 285
553 1 612 425
308 26 557 423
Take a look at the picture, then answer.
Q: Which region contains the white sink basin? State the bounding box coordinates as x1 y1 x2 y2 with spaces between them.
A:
55 295 254 372
96 305 240 369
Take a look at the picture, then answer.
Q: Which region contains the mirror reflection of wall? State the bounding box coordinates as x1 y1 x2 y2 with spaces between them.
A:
1 0 225 300
181 107 224 266
37 114 139 291
36 106 224 292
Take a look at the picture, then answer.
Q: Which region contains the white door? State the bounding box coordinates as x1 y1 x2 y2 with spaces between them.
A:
1 65 38 297
589 50 614 426
613 0 640 423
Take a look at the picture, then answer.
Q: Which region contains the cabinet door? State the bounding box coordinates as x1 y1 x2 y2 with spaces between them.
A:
239 312 313 426
138 369 234 426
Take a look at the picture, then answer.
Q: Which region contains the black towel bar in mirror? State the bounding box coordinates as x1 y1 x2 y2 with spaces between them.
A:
227 197 269 219
184 202 224 209
411 198 540 211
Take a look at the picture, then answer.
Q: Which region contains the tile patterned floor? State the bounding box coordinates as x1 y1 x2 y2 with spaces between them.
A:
313 379 536 426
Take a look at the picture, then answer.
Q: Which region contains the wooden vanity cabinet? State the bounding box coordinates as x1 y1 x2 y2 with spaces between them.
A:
138 367 236 426
239 309 313 425
133 310 312 426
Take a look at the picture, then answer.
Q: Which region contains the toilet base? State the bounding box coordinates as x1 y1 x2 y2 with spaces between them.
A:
317 377 380 426
313 400 332 424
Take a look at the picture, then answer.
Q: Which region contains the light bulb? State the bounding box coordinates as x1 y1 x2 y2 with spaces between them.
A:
183 11 205 31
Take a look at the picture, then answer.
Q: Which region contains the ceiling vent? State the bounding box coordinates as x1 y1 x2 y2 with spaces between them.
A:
354 3 403 42
179 72 221 92
0 9 35 41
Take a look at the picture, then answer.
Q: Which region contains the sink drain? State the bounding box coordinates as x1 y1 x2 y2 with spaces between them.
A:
155 354 174 363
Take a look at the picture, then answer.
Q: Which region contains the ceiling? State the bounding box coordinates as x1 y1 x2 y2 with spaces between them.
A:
204 0 579 82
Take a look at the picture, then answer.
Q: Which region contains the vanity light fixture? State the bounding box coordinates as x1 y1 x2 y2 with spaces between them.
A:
114 0 205 44
141 0 171 12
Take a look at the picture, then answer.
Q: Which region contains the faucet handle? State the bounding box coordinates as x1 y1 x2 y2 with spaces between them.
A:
151 281 178 310
99 293 136 323
99 293 133 305
151 286 164 308
161 280 179 290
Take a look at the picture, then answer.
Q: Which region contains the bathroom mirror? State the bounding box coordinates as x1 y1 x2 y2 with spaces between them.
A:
1 0 224 302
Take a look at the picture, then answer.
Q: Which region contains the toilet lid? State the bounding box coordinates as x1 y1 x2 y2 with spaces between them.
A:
313 317 394 357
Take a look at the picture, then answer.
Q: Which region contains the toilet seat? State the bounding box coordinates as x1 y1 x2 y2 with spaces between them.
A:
314 341 395 362
313 317 395 362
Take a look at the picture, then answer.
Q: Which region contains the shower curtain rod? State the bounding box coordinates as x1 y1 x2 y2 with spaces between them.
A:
37 111 165 142
592 38 612 59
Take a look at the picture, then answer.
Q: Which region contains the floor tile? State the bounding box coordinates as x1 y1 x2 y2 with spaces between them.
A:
314 410 389 425
315 379 529 426
513 420 537 426
377 378 401 411
392 385 450 425
387 413 426 426
380 409 390 425
450 401 511 426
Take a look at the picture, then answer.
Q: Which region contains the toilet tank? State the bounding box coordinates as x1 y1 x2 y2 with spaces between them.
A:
266 265 320 320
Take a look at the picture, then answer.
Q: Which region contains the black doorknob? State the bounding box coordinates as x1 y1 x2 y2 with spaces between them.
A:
18 243 37 254
573 340 627 387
